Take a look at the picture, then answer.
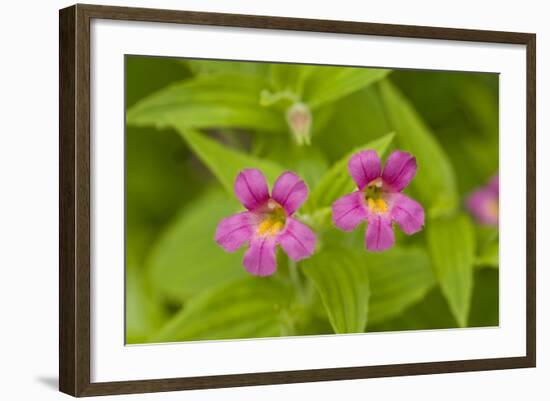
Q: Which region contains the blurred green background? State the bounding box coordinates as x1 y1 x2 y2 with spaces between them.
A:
125 56 499 344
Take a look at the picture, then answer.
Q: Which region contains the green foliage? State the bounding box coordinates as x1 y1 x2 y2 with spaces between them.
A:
151 277 293 342
264 64 389 109
186 59 270 76
303 67 390 109
475 226 499 268
366 247 435 326
391 71 498 195
427 214 476 327
125 56 499 344
176 127 286 192
469 269 499 327
126 268 167 343
126 55 191 108
305 133 394 212
302 247 370 333
377 79 458 216
147 190 247 303
127 73 286 133
476 241 499 268
368 287 457 332
126 127 197 224
316 86 392 162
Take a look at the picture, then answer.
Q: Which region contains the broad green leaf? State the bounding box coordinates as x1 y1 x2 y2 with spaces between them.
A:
304 67 390 109
265 64 390 110
366 247 436 326
302 247 370 334
176 127 286 194
368 287 457 332
127 74 286 133
151 277 293 342
269 64 314 97
316 86 392 163
126 268 167 344
377 79 458 216
304 133 395 212
376 269 497 332
391 70 498 195
427 214 476 327
147 189 247 303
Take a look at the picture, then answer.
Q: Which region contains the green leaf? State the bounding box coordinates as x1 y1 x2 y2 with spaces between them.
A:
150 277 293 342
390 70 498 195
304 133 395 212
366 247 436 326
426 214 476 327
316 86 392 163
147 189 247 303
265 64 390 110
269 64 314 96
367 287 457 332
127 74 286 133
126 267 167 344
302 247 370 334
476 241 499 269
475 226 499 269
304 67 390 109
377 79 458 216
176 127 287 194
254 135 329 191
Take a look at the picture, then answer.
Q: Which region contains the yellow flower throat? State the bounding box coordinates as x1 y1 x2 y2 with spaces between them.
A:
364 178 388 214
486 199 499 219
257 200 286 236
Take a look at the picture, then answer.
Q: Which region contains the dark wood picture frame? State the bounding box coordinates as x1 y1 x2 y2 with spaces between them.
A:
59 3 536 397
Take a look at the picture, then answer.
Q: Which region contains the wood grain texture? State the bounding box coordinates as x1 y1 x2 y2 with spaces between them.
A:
59 3 536 397
59 5 76 396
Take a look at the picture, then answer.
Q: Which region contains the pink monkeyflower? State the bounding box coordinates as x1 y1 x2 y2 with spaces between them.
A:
466 174 499 226
331 150 425 252
215 169 316 276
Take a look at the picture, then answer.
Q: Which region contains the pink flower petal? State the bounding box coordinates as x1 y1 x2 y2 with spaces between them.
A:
488 174 499 195
332 191 368 231
272 171 308 216
243 237 277 276
348 150 382 190
365 214 395 252
234 168 270 211
466 188 499 225
278 217 316 261
215 212 253 252
382 150 417 192
389 193 425 235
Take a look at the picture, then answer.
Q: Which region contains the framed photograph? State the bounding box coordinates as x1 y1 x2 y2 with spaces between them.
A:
59 4 536 397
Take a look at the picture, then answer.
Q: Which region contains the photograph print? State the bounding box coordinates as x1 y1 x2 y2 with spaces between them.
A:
124 56 499 345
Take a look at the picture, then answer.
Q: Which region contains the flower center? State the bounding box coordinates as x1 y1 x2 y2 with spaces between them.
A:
364 178 388 214
257 200 287 237
485 199 499 220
